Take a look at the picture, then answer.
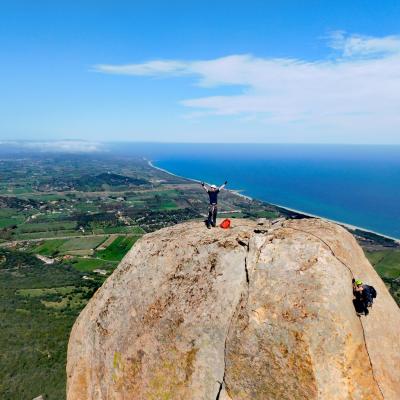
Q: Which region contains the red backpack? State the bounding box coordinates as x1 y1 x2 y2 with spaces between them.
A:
220 218 231 229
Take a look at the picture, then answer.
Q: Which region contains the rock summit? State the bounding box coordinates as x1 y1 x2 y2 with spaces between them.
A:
67 218 400 400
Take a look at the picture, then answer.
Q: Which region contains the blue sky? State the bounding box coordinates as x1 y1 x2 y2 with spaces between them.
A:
1 1 400 144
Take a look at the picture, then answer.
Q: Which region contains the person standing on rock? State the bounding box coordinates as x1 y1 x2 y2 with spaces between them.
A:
201 181 228 228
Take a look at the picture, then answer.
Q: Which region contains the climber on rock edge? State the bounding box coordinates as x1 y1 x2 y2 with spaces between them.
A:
201 181 228 229
352 279 377 316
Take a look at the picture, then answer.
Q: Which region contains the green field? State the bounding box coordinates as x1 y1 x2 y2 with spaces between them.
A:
16 221 77 234
93 225 145 235
32 235 137 269
0 216 25 228
6 187 33 194
0 209 17 217
0 209 28 228
96 235 139 261
33 239 68 256
14 230 80 240
16 286 76 298
74 203 100 212
34 212 72 221
366 250 400 306
69 257 116 272
58 236 107 253
248 210 280 219
366 250 400 279
157 199 178 210
126 198 145 205
218 212 245 219
32 236 109 257
19 193 67 201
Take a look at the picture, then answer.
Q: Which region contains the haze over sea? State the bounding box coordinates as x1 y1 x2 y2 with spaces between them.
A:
112 143 400 239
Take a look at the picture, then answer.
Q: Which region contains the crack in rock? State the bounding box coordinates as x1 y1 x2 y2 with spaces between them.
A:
215 380 224 400
217 240 252 399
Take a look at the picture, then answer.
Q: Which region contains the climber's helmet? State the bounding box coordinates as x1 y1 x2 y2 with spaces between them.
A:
355 279 363 286
210 184 217 190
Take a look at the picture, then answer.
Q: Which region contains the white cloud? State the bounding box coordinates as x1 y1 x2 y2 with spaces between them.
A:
328 31 400 57
93 33 400 141
0 140 104 153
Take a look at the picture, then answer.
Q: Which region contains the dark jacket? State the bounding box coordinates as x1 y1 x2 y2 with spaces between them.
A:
208 189 220 204
354 285 373 304
202 183 226 204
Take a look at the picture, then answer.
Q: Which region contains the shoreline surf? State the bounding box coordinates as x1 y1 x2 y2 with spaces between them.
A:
148 159 400 243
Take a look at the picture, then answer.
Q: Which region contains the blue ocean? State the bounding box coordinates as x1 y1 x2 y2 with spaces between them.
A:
117 143 400 238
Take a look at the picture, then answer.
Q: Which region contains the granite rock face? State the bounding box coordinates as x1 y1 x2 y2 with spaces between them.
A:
67 218 400 400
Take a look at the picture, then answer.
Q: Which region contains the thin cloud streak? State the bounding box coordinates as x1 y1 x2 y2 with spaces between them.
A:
0 140 104 153
94 60 189 76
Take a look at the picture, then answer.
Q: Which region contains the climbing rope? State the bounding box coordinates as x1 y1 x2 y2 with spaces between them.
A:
282 225 385 400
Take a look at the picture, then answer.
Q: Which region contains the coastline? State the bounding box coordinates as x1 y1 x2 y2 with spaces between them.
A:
148 160 400 243
148 160 253 201
270 203 400 243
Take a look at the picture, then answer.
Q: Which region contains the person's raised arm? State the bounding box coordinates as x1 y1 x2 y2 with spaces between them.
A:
201 182 209 192
219 181 228 191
